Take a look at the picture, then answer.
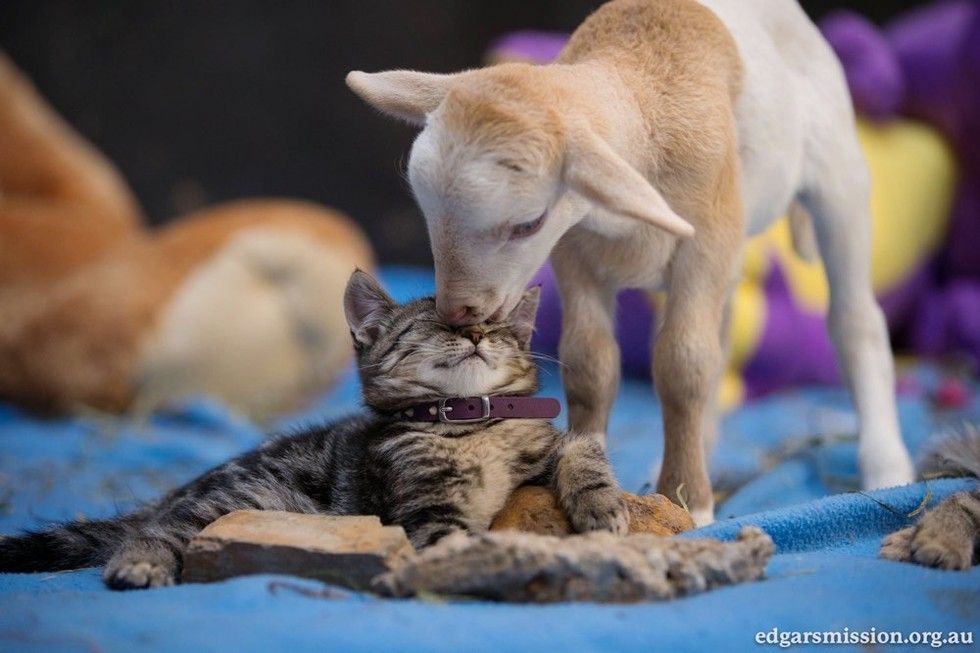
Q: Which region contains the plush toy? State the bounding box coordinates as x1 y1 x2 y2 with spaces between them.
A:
491 21 959 406
823 1 980 369
0 53 373 418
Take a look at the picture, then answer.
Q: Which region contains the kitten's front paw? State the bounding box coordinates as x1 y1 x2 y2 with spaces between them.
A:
568 488 629 535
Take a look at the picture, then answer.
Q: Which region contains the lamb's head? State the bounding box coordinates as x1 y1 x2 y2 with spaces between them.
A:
347 64 693 325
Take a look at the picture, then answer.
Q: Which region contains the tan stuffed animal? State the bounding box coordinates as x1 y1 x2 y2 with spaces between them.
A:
0 53 373 418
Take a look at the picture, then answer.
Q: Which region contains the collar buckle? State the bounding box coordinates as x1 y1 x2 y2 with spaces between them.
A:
438 396 491 423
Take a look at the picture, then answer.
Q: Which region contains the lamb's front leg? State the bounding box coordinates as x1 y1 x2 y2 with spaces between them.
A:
553 258 620 442
551 431 628 534
654 225 742 527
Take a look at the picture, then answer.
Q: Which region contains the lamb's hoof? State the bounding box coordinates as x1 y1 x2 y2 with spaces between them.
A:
690 509 715 528
860 448 915 490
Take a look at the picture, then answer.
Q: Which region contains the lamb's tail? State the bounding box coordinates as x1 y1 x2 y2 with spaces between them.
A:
787 199 819 263
0 515 141 573
918 423 980 479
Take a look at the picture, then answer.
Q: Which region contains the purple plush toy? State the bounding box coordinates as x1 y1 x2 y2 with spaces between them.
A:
820 11 905 121
824 1 980 369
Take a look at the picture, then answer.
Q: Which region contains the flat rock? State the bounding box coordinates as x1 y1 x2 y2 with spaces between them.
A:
490 486 694 536
182 510 414 590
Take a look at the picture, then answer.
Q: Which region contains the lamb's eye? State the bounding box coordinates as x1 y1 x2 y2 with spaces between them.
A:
509 213 545 240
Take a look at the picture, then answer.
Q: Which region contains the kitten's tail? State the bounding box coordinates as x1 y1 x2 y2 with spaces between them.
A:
0 514 142 572
918 423 980 479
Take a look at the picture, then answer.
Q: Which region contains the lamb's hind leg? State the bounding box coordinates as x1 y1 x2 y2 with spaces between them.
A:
802 158 914 489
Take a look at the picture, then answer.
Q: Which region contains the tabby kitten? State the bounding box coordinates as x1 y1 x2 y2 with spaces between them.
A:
0 271 627 589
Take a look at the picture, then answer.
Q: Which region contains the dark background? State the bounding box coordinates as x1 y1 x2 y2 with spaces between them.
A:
1 1 925 265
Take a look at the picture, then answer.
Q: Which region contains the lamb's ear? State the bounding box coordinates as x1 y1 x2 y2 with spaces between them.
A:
346 70 458 126
344 270 396 347
507 286 541 349
563 125 695 238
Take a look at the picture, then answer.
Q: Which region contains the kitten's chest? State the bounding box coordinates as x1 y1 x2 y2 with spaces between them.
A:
439 422 555 529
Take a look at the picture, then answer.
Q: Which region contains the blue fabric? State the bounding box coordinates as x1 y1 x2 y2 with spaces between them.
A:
1 266 978 652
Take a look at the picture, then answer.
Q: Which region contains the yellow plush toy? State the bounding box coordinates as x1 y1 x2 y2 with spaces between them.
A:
721 118 956 406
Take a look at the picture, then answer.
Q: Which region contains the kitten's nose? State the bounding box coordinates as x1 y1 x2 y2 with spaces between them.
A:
464 327 483 346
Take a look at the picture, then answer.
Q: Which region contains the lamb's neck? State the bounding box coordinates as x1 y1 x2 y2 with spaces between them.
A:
549 60 651 168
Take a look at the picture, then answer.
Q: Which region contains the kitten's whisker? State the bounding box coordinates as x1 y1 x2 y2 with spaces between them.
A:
527 352 567 368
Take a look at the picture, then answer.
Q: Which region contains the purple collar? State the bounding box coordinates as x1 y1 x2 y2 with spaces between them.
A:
393 395 561 423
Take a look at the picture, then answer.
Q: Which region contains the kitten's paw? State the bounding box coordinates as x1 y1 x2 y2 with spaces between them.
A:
104 559 176 590
909 521 974 571
880 526 914 562
103 541 178 590
881 495 977 570
568 488 629 535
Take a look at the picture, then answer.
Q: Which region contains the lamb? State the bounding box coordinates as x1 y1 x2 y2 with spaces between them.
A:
346 0 914 525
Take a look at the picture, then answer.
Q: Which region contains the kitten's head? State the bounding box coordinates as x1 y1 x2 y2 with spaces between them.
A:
343 270 541 411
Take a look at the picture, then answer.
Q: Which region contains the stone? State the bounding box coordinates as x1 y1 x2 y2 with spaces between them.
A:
181 510 414 590
375 526 774 603
490 486 695 536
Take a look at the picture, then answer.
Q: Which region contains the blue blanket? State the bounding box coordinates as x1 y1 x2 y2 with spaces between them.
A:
2 268 978 652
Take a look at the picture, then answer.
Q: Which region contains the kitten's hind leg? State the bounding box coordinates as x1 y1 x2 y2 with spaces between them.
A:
103 537 180 590
879 526 914 562
880 489 980 571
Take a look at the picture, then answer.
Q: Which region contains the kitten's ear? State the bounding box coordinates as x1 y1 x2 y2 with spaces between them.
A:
344 270 396 348
507 286 541 349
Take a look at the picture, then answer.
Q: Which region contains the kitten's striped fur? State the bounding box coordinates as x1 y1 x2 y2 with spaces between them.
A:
0 271 627 589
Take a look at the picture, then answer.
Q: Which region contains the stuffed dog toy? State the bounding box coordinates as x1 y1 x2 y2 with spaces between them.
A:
0 52 373 419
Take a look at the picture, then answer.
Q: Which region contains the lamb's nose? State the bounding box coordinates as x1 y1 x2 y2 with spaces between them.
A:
447 307 468 324
465 327 484 346
441 305 480 326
